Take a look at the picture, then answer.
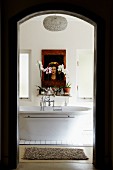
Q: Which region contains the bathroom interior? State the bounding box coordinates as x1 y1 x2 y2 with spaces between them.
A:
18 12 94 162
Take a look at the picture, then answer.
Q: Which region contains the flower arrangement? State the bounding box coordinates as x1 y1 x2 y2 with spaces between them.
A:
37 60 71 94
37 60 68 77
38 61 52 78
58 64 71 87
57 64 66 76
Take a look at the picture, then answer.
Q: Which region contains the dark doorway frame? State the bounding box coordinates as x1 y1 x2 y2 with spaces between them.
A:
7 3 106 169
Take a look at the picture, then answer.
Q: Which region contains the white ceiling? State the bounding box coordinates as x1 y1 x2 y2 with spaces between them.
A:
29 13 88 24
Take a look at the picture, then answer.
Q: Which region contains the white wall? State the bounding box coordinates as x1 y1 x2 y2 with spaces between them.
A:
19 14 94 106
76 49 94 99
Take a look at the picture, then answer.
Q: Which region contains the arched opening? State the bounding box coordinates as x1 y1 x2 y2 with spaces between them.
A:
18 11 95 163
8 4 105 169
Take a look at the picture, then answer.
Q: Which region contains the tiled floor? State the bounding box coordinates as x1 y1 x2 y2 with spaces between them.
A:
19 130 93 146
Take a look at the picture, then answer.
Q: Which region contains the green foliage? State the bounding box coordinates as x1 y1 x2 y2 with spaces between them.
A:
65 82 71 88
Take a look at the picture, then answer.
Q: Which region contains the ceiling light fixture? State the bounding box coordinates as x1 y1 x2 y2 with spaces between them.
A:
43 15 68 31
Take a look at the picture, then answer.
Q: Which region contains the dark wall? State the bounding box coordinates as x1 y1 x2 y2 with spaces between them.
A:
111 6 113 170
0 0 1 164
1 0 113 169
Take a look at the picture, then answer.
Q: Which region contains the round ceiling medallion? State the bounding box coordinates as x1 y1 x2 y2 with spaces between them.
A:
43 15 68 31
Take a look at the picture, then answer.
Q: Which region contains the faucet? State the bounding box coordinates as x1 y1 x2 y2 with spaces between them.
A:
40 98 44 111
40 95 54 111
40 95 46 111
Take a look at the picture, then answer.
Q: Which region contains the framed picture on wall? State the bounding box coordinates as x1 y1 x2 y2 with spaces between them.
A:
41 49 66 87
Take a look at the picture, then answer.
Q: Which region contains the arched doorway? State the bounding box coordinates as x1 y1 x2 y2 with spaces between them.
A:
8 3 105 169
18 11 95 162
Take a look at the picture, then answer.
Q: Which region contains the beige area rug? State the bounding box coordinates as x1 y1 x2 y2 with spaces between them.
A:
22 147 89 160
